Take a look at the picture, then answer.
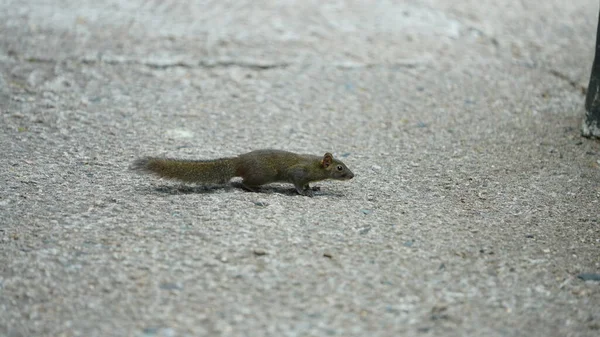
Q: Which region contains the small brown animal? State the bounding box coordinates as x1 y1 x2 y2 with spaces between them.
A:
132 149 354 197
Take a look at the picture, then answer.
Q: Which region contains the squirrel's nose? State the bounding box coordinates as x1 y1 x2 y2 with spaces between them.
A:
347 172 354 179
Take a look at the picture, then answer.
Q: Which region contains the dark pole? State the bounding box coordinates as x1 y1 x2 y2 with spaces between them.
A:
583 10 600 138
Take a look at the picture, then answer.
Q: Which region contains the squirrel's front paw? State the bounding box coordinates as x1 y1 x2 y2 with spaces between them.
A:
295 185 314 197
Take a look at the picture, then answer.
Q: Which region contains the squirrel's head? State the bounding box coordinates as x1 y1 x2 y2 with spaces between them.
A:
321 153 354 180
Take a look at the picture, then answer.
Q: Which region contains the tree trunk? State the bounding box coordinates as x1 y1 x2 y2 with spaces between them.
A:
583 10 600 138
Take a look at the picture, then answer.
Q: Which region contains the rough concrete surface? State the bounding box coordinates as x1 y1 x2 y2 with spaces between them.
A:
1 1 599 336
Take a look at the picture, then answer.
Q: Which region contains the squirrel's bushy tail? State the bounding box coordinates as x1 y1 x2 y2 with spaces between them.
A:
132 157 237 184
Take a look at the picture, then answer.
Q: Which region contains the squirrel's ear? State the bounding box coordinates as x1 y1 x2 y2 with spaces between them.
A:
322 153 333 168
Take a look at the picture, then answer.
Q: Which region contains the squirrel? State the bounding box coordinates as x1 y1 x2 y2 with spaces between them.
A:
132 149 354 197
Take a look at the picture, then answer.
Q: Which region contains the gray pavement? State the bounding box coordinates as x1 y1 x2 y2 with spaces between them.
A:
1 1 599 336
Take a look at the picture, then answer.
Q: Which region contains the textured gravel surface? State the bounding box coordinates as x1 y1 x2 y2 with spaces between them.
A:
1 1 600 336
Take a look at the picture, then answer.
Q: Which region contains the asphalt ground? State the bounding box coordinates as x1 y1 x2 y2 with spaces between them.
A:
1 1 599 336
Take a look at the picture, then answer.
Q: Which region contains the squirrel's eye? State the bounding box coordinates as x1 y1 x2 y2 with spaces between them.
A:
336 165 343 171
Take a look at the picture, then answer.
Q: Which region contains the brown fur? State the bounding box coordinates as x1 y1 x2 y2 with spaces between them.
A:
132 149 354 196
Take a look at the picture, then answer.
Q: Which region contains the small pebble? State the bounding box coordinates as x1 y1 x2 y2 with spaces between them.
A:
360 209 372 215
430 305 449 321
143 327 158 336
323 252 333 259
253 249 267 256
577 273 600 281
159 282 182 290
371 165 381 172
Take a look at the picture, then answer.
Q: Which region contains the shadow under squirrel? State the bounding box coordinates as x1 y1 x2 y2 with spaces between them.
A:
132 149 354 197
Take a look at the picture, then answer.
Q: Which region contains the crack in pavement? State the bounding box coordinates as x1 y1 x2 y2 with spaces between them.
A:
549 69 587 95
38 55 292 70
17 53 422 71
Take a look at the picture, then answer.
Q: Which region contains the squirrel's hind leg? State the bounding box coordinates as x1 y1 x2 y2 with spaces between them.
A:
241 182 261 193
